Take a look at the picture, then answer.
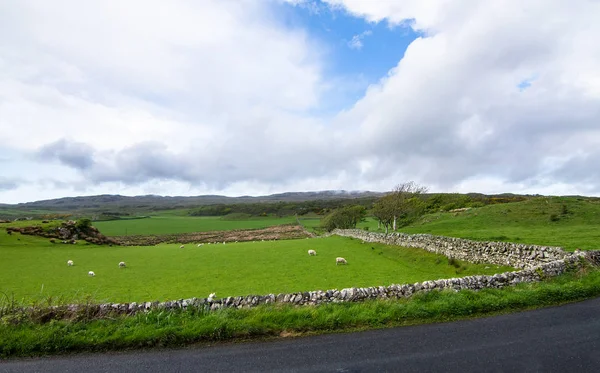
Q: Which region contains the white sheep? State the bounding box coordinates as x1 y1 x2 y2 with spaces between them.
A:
67 260 74 266
197 243 204 247
88 271 95 276
336 257 347 265
308 250 317 256
208 293 216 302
119 261 126 268
179 244 185 249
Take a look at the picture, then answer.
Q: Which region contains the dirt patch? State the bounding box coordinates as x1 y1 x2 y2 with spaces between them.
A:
279 330 303 338
114 224 315 246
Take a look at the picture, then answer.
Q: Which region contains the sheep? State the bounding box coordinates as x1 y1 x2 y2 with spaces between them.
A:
119 261 126 268
308 249 317 256
336 257 347 265
197 243 204 247
179 245 185 249
88 271 95 276
67 260 74 266
208 293 216 302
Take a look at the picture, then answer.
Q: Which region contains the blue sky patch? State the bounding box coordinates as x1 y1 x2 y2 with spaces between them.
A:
517 74 539 92
274 1 421 112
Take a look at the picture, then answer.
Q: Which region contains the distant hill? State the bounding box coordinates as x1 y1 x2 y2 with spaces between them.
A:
6 191 385 212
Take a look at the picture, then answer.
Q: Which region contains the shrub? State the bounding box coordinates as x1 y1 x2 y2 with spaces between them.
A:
76 218 92 230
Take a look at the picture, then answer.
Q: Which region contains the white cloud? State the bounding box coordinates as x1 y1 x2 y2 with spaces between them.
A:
1 0 600 203
326 0 600 194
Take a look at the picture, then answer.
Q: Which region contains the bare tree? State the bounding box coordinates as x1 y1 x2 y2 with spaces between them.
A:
373 182 428 233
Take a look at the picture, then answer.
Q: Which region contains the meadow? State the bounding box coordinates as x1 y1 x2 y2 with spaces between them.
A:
93 215 297 236
3 196 600 358
355 197 600 251
0 228 512 304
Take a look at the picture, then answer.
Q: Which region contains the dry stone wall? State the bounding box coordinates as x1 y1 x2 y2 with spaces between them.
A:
332 229 569 269
7 231 596 323
14 252 589 323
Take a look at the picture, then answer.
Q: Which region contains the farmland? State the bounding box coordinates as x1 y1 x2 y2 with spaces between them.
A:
93 215 297 236
2 195 600 358
0 228 512 304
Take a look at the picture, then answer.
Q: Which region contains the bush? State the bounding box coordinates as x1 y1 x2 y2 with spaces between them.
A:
321 206 366 232
549 214 560 222
75 219 92 230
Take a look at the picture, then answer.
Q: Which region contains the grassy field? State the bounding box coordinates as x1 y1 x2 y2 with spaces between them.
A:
0 229 512 304
93 215 297 236
353 197 600 251
3 196 600 358
3 267 599 358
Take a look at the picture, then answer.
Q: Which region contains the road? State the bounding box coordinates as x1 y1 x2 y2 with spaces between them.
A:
2 297 600 372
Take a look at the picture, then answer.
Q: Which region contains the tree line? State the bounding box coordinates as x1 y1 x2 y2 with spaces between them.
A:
189 197 378 218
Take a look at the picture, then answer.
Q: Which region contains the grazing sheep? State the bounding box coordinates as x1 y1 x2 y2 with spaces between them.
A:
179 245 185 249
336 257 347 265
222 241 226 245
308 249 317 256
67 260 74 266
88 271 95 276
119 261 126 268
208 293 216 301
197 243 203 247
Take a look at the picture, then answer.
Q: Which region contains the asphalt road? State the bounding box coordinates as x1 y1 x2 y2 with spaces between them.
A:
3 297 600 373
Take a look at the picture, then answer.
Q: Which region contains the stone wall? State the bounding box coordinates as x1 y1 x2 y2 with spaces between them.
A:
6 231 596 323
14 253 588 322
332 229 569 269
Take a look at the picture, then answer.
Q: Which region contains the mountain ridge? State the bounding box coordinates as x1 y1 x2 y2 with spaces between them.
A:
8 190 385 210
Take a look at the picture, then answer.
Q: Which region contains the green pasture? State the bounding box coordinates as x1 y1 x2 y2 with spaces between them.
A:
0 230 513 304
93 215 296 236
354 197 600 251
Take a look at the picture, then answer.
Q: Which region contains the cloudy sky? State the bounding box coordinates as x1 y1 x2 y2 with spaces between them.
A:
1 0 599 204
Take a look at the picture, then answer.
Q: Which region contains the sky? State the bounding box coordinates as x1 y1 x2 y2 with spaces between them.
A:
1 0 600 204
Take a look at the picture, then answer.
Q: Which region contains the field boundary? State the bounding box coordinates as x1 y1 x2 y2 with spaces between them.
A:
3 234 596 324
332 229 569 269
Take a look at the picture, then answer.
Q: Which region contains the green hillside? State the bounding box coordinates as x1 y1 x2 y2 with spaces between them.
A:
359 196 600 251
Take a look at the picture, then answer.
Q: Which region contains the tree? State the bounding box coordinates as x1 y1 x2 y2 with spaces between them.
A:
373 182 428 234
321 205 367 232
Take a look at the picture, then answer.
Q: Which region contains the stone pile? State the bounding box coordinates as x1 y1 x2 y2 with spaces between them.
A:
5 221 119 246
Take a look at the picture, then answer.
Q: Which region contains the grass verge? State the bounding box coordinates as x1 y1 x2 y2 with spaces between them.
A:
2 266 600 359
